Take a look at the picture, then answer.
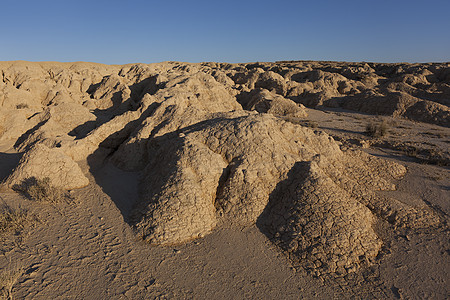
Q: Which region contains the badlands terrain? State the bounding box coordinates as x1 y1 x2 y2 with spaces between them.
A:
0 60 449 299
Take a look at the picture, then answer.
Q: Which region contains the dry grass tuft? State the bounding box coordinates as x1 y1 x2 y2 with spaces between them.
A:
0 203 31 236
15 103 29 109
0 202 31 299
283 117 319 128
282 116 303 125
307 120 319 128
13 177 65 203
0 262 24 300
365 120 389 138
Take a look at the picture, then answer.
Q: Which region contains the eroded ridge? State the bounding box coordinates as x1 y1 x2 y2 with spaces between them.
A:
130 113 418 277
0 61 444 277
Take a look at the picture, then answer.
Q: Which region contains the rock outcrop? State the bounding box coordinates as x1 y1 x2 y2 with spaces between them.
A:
0 60 444 277
130 112 415 276
243 88 307 118
3 144 89 189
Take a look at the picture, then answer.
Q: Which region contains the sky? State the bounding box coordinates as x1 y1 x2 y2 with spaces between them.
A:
1 0 449 64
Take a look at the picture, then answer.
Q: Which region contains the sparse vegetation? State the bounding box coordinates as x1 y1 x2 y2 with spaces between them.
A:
0 125 4 138
387 118 398 127
283 117 319 128
0 262 24 300
307 120 319 128
282 116 303 125
396 125 411 130
0 203 31 236
15 103 29 109
13 177 65 203
365 120 389 138
395 144 450 166
424 148 449 167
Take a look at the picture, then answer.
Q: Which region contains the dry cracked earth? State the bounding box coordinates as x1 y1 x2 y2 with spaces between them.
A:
0 60 449 299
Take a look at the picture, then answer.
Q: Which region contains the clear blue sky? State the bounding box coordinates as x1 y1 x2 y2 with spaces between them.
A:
1 0 449 64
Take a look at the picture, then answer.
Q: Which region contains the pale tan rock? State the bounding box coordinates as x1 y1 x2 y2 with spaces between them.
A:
3 144 89 189
254 71 288 95
0 84 43 110
132 112 410 278
288 70 363 107
89 74 131 110
62 108 143 161
245 88 307 118
0 61 115 111
404 100 450 126
0 60 445 280
12 102 96 152
230 67 265 90
261 161 382 276
133 136 227 245
342 91 450 126
110 71 242 171
0 109 38 142
41 102 96 134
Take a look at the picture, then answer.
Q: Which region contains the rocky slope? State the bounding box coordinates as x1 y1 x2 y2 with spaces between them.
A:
0 61 447 279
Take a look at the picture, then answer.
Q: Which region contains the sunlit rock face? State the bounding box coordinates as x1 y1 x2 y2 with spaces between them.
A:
1 60 443 277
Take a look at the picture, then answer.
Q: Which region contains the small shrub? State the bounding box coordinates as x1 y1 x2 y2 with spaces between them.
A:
365 120 389 138
0 125 4 138
425 148 449 166
0 203 31 236
13 177 64 203
0 261 24 300
15 103 29 109
282 117 319 128
388 119 398 127
379 121 389 136
365 122 377 136
283 116 303 125
308 121 319 128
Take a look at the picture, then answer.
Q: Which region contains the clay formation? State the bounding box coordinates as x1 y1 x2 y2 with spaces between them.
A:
0 61 444 277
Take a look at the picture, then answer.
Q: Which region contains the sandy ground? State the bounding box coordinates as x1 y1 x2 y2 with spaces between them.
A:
1 108 449 299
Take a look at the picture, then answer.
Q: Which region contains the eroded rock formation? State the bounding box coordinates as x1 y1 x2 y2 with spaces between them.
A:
0 60 444 277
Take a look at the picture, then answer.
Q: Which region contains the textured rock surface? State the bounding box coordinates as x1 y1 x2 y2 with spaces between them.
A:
261 161 382 277
244 88 307 118
0 60 445 277
2 144 89 189
131 113 412 276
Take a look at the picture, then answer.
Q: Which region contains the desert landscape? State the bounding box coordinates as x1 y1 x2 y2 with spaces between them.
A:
0 60 448 299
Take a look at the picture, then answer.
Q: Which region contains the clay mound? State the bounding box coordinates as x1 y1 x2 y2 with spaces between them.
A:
0 61 116 111
109 71 242 171
341 91 450 126
2 61 448 128
230 68 288 95
287 70 364 107
2 144 89 190
261 161 381 277
129 112 429 277
244 88 307 118
403 100 450 126
253 61 448 126
11 102 97 154
0 109 34 141
88 74 131 111
0 61 444 278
